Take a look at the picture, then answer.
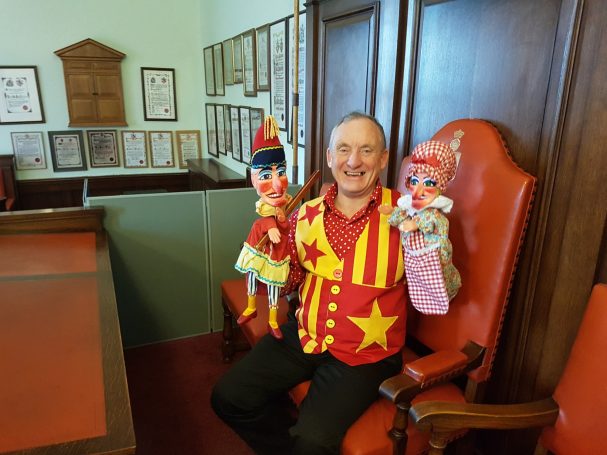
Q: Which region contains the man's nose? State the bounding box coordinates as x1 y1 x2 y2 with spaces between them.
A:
346 150 362 167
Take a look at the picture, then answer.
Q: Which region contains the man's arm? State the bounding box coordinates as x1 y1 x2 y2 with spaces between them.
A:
281 210 305 296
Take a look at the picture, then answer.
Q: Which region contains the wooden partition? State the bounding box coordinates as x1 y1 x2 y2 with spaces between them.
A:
0 207 135 454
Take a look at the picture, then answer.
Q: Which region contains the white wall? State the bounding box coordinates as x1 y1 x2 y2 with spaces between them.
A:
0 0 306 183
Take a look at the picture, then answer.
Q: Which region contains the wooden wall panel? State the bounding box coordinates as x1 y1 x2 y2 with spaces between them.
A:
407 0 559 172
306 0 405 189
17 173 189 210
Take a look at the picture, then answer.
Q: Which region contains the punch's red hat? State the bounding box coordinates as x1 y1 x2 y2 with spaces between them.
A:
251 115 286 168
406 140 457 191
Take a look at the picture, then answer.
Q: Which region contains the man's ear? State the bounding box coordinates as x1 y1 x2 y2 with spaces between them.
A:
326 148 333 167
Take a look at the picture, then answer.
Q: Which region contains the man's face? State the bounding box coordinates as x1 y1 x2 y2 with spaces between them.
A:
326 118 388 201
407 172 439 210
251 164 289 207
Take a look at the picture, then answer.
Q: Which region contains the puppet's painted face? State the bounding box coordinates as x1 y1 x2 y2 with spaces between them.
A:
407 172 439 210
252 164 289 207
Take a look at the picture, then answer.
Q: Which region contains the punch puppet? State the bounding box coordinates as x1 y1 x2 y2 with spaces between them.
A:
383 140 462 314
235 116 291 339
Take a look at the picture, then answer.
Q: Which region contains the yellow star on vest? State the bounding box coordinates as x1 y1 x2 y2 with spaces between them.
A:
347 299 398 353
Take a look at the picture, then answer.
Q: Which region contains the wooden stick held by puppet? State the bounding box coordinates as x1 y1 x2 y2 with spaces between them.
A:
234 115 292 340
380 139 462 315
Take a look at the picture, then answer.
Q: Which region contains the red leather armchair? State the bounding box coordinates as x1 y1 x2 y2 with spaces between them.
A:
409 283 607 455
221 119 536 454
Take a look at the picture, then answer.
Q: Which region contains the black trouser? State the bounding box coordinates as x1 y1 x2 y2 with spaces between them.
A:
211 315 402 455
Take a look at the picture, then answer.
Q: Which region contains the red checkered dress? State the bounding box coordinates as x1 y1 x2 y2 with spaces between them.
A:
404 230 449 314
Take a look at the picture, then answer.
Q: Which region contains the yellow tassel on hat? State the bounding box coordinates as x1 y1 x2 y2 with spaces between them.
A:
264 116 280 141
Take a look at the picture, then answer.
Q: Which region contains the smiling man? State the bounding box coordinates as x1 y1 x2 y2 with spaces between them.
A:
212 112 407 455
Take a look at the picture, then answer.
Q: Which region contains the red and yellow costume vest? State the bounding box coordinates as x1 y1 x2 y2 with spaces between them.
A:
294 187 407 366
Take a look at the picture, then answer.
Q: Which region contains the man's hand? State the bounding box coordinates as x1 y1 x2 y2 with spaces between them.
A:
378 204 394 215
268 227 281 243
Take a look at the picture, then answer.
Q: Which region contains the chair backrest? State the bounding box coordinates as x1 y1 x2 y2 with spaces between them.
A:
401 119 536 382
539 283 607 453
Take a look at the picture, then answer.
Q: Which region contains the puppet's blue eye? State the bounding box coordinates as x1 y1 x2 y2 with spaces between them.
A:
258 170 272 180
410 176 420 186
423 177 437 187
277 166 287 177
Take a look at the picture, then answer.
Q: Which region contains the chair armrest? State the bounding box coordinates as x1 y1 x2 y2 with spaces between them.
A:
380 341 485 403
410 398 559 432
404 350 468 385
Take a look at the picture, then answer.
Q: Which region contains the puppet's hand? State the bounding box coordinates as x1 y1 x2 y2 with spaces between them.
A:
378 204 394 215
268 227 281 243
399 219 418 232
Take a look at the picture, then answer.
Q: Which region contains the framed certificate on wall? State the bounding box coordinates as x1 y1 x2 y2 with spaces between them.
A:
230 105 241 162
204 46 216 96
149 131 175 167
48 130 87 172
87 130 119 167
242 29 257 97
270 19 288 131
206 103 218 157
141 67 177 121
121 131 149 168
176 130 202 168
11 131 46 170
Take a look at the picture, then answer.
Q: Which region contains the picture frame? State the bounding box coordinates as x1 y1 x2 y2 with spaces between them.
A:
87 130 120 167
256 24 271 91
215 104 226 155
241 29 257 97
239 107 251 164
175 130 202 169
288 12 306 146
232 35 243 84
148 131 175 168
223 104 232 154
230 105 242 162
47 130 87 172
121 131 149 168
0 66 45 124
141 67 177 121
203 46 216 96
205 103 218 157
11 131 46 170
222 39 234 85
270 19 288 131
249 107 265 139
213 42 225 96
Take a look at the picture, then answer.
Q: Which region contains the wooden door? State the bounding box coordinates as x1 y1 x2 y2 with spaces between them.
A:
305 0 405 188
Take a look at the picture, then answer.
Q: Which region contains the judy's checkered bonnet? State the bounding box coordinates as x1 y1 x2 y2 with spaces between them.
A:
406 140 457 191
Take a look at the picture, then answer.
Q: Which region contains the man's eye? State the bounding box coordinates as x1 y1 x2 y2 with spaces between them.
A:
423 178 437 187
361 148 373 156
338 148 349 154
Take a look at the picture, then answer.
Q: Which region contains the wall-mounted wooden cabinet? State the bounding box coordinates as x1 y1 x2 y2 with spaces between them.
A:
55 38 127 127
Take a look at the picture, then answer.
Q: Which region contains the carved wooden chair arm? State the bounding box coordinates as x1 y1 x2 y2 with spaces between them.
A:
410 397 559 432
379 341 485 403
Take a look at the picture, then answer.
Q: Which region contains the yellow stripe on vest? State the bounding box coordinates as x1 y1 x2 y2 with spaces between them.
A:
375 190 394 286
352 224 369 284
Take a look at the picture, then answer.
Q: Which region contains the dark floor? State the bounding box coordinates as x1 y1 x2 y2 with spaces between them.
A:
123 331 254 455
